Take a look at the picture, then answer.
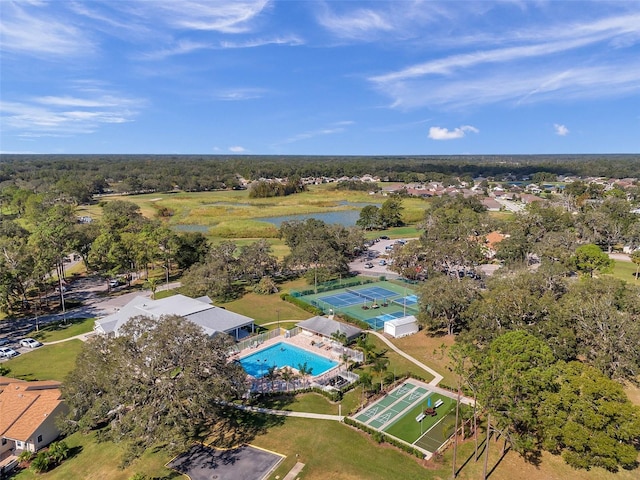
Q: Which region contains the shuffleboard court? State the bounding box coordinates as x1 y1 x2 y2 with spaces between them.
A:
354 382 419 423
367 387 430 429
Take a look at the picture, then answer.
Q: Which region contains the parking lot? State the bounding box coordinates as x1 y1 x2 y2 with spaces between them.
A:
349 237 413 277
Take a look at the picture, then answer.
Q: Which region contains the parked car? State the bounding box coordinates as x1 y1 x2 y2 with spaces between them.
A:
0 346 19 358
379 260 387 266
364 262 374 269
379 235 389 240
109 279 120 288
20 338 43 349
0 338 9 346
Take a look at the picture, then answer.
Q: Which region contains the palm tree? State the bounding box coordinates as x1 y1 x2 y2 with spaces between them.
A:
281 367 294 392
297 362 313 387
355 335 375 364
145 278 160 299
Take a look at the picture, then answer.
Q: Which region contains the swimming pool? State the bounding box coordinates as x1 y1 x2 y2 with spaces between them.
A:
239 342 339 378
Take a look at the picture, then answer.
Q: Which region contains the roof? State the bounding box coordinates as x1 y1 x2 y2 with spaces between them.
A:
0 380 64 442
297 316 362 341
385 315 418 327
94 294 254 336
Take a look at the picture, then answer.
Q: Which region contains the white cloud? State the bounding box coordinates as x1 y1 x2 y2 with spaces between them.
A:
554 124 569 136
428 125 479 141
316 7 392 39
0 86 144 136
213 88 267 101
368 11 640 110
278 121 353 145
229 146 246 153
149 0 270 33
220 35 304 49
0 1 94 57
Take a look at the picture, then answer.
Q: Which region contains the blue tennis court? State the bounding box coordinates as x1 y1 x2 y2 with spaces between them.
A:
393 294 419 308
348 286 400 300
315 292 366 308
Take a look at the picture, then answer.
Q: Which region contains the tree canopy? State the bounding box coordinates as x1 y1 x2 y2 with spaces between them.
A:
62 315 246 459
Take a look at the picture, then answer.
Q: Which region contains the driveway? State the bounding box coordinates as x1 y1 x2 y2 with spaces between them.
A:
168 444 283 480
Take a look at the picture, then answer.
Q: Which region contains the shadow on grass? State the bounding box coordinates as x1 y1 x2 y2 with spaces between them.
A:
205 404 288 449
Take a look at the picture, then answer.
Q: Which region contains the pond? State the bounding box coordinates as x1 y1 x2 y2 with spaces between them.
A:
259 210 363 227
171 224 210 233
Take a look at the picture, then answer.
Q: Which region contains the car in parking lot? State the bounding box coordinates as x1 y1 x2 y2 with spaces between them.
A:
364 262 374 269
0 346 19 358
0 338 9 346
20 338 43 349
109 279 120 288
379 235 389 240
379 260 387 266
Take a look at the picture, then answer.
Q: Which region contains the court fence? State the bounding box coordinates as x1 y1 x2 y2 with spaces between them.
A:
290 277 377 297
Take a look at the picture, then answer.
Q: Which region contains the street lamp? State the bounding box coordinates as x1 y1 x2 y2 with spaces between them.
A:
276 309 280 332
162 264 169 291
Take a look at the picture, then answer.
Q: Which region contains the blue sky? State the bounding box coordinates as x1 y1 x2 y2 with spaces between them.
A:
1 0 639 155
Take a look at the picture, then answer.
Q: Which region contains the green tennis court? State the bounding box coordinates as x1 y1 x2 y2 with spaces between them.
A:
366 387 430 429
383 394 455 445
414 411 457 452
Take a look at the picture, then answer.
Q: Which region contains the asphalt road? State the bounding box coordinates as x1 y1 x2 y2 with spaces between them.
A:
0 274 180 356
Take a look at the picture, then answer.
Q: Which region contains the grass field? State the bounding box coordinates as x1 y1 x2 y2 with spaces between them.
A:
610 258 640 283
3 340 84 381
30 318 94 343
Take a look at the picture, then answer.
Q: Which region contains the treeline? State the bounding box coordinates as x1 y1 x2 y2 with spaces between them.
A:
2 154 640 204
392 194 640 471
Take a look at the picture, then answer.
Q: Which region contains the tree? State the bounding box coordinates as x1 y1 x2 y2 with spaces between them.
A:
558 277 640 381
356 205 380 230
280 219 359 285
539 361 640 471
475 331 556 459
144 278 159 299
571 243 613 277
420 195 487 276
418 275 480 335
180 241 241 300
631 250 640 281
173 232 210 270
378 196 404 228
62 315 246 459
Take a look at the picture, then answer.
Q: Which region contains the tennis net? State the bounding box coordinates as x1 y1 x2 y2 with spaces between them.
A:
345 288 376 302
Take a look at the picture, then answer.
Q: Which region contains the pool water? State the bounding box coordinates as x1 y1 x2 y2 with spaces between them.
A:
239 342 338 378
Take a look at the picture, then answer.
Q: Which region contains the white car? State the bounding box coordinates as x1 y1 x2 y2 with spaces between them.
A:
20 338 43 349
0 346 19 358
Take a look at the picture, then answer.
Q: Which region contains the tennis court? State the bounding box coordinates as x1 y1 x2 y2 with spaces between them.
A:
297 280 419 330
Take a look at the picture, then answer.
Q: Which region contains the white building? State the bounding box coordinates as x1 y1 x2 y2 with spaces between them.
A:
94 294 255 340
383 315 418 338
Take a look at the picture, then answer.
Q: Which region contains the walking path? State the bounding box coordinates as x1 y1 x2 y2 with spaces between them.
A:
223 402 344 421
368 330 443 386
283 462 305 480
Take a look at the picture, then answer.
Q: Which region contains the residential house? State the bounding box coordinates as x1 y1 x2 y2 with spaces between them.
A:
94 294 255 340
0 379 67 463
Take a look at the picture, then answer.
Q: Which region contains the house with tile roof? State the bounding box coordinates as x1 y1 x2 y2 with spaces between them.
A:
0 379 67 465
94 294 255 340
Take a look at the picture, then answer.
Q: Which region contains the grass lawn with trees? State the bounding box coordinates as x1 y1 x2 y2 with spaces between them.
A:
30 318 94 343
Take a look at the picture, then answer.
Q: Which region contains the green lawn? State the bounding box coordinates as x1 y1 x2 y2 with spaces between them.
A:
3 340 84 381
221 291 314 325
610 258 640 283
31 318 95 343
12 430 180 480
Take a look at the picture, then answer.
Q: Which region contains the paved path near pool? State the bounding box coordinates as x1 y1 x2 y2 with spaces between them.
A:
368 331 443 386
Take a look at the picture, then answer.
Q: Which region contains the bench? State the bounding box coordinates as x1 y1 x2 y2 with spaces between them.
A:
415 413 426 423
434 399 444 408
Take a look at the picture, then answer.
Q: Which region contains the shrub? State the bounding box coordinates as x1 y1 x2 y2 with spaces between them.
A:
30 451 51 473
